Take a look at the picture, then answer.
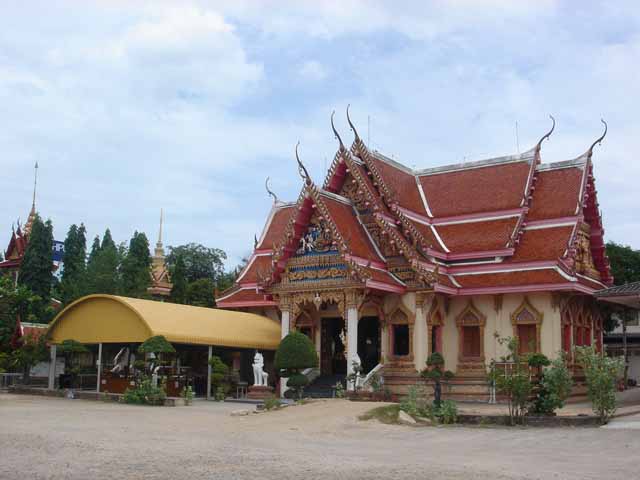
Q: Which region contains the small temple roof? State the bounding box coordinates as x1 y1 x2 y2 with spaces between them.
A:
48 295 281 350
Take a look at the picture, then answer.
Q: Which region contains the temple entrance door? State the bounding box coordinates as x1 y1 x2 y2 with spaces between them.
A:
358 316 380 374
320 317 346 376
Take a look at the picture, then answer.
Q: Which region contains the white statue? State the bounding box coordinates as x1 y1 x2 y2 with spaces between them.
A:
110 347 129 374
252 351 269 387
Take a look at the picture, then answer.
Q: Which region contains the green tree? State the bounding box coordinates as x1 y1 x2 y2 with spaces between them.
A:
275 331 318 399
86 230 121 295
59 224 87 305
529 354 573 415
169 254 188 304
420 352 454 408
120 232 152 298
606 242 640 285
18 215 54 321
186 278 215 307
0 277 39 352
488 336 532 425
58 339 89 388
166 243 227 285
11 331 48 384
209 355 230 401
576 346 624 424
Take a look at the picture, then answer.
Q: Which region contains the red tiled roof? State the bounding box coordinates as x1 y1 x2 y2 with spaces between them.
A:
404 219 443 251
454 269 568 288
527 167 583 221
369 156 425 213
320 193 383 262
508 226 574 263
437 218 518 253
216 287 275 307
257 205 295 250
419 161 531 217
237 255 273 284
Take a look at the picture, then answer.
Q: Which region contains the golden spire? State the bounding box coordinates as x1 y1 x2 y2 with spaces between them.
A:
24 162 39 236
153 209 165 265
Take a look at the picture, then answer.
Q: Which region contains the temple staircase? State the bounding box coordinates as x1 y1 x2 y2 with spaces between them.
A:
302 374 346 398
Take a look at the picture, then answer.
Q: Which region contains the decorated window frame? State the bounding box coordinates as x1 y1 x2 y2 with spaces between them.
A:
387 303 414 361
455 301 486 365
510 297 543 354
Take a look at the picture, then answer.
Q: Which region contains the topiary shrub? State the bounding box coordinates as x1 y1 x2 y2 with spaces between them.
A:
529 354 573 415
58 339 89 388
209 355 230 401
138 335 175 355
421 352 454 408
123 377 167 406
275 331 318 399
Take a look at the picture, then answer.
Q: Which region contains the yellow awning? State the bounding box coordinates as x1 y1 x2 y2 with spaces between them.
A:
47 294 281 350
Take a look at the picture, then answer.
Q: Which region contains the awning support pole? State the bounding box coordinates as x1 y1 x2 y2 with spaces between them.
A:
47 345 57 390
96 343 103 393
207 346 212 400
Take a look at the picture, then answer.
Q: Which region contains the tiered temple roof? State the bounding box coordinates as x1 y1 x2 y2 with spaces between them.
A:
217 112 612 308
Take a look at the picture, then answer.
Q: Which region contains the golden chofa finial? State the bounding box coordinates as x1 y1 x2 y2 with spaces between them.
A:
346 104 360 141
536 115 556 148
265 177 279 204
331 110 344 150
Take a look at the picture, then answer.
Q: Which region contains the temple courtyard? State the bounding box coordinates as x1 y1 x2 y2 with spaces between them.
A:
1 394 639 479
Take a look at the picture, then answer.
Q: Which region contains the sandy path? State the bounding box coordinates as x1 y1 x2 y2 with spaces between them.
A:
1 394 638 479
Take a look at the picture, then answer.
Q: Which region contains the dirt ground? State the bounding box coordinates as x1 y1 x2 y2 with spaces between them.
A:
1 394 639 480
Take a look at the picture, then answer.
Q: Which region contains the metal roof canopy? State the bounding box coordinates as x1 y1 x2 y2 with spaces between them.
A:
47 294 280 350
595 282 640 309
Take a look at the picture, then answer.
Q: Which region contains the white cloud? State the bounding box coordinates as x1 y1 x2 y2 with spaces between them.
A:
298 60 328 81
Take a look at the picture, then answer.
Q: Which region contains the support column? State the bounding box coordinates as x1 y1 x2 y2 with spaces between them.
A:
346 291 361 390
207 345 213 400
96 343 103 393
279 304 291 397
48 344 57 390
414 294 428 372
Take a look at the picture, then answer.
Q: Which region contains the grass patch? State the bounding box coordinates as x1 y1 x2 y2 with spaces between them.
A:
358 405 400 424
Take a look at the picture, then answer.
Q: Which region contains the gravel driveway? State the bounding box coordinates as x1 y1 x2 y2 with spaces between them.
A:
1 394 638 480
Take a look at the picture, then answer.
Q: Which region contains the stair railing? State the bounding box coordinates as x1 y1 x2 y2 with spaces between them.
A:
359 363 383 390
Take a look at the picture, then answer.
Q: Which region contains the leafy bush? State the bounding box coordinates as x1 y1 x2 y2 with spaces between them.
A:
421 352 454 407
335 381 345 398
123 377 167 405
529 354 573 415
138 335 175 354
286 372 309 399
436 400 458 424
275 331 318 372
576 346 624 424
58 339 89 388
400 385 430 418
369 372 382 392
209 356 230 401
527 353 551 369
488 336 531 425
263 395 282 411
181 386 194 405
275 331 318 398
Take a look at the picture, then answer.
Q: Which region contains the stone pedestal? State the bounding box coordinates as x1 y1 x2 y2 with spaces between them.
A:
247 385 274 400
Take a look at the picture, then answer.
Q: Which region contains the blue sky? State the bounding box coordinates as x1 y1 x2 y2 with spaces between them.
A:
1 1 639 268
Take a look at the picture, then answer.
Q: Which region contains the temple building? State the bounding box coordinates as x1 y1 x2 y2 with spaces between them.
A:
0 164 41 282
216 110 612 398
147 209 172 299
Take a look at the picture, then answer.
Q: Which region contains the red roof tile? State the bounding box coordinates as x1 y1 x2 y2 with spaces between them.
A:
454 269 568 288
508 226 574 263
419 161 531 217
237 255 273 284
320 193 383 262
216 287 275 307
527 167 583 221
257 205 295 250
437 218 517 253
369 156 425 213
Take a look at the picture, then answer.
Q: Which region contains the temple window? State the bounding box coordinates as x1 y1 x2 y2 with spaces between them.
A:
428 310 443 355
393 324 410 356
456 301 486 368
462 326 481 357
388 307 414 360
510 298 543 354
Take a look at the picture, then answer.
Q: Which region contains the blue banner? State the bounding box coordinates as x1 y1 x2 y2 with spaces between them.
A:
52 241 65 262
